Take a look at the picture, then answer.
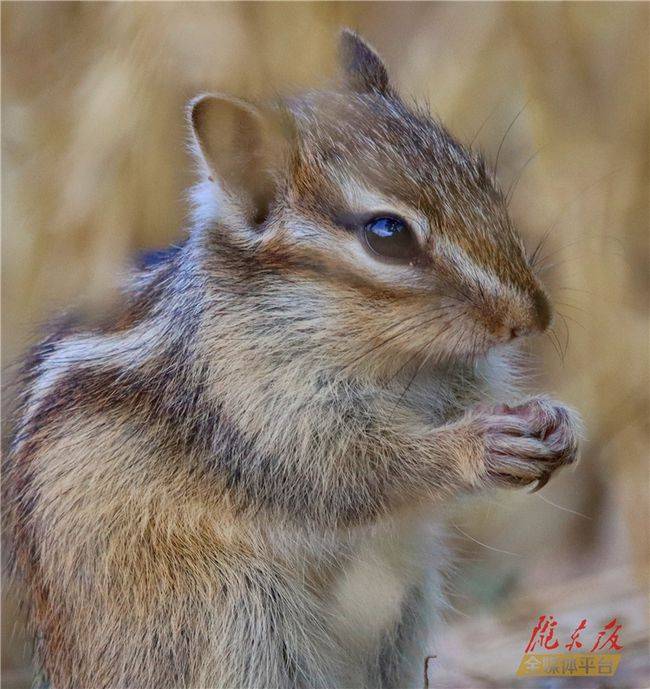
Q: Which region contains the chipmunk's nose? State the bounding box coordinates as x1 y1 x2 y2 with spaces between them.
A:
504 289 552 341
532 288 552 332
531 288 552 333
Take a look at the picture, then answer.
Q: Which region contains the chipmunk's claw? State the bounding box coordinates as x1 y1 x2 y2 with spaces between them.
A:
472 396 581 492
529 471 552 493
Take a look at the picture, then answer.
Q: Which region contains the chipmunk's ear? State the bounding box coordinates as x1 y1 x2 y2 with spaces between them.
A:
339 29 390 94
188 93 289 225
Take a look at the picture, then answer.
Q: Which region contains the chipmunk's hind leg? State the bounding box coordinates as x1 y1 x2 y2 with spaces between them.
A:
369 584 432 689
204 569 336 689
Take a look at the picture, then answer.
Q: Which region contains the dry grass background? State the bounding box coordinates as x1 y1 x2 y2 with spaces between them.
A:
2 2 649 688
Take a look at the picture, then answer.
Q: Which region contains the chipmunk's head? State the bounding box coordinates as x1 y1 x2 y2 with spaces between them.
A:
188 30 551 373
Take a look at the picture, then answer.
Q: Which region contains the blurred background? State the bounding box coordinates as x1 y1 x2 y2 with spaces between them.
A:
2 3 648 688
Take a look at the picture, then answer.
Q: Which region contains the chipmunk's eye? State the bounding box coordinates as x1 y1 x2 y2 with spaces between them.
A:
362 216 418 262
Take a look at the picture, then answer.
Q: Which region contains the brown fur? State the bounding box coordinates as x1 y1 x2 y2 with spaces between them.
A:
4 30 581 689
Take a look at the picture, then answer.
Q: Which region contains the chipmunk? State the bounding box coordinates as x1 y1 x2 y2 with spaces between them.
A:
4 30 581 689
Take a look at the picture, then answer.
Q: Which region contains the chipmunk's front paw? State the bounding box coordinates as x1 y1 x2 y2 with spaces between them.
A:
472 397 581 491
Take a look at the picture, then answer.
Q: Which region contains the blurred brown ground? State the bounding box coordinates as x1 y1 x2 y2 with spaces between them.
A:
2 3 649 688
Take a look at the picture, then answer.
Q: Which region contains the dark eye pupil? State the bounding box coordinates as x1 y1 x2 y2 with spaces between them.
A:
363 217 417 261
